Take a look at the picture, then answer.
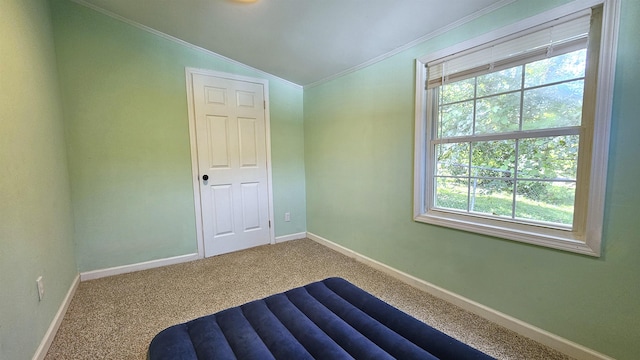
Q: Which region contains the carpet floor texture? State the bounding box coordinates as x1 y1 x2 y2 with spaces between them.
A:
45 239 572 359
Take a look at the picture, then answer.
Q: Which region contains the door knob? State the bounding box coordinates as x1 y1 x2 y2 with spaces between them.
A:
202 174 209 181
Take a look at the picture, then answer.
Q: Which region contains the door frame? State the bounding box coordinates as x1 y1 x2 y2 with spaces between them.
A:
185 67 276 258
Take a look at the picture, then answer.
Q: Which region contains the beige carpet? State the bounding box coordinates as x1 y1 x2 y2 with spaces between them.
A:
45 239 571 359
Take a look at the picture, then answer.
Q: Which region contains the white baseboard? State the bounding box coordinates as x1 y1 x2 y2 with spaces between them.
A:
307 232 613 360
32 274 80 360
275 232 307 243
80 253 199 281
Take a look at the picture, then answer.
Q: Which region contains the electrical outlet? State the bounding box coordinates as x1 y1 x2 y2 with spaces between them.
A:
284 212 291 222
36 276 44 301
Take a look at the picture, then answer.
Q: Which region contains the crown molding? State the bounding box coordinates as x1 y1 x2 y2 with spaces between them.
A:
70 0 302 89
304 0 517 89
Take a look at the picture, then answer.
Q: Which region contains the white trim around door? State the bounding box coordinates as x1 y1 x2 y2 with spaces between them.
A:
185 68 276 258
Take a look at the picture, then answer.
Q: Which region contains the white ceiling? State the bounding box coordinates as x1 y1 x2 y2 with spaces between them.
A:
78 0 511 86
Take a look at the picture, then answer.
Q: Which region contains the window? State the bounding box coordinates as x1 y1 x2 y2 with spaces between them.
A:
414 1 620 256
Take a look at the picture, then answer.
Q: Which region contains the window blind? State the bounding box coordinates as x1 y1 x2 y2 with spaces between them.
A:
426 9 592 89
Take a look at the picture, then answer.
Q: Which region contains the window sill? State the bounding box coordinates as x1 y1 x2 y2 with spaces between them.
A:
415 210 600 257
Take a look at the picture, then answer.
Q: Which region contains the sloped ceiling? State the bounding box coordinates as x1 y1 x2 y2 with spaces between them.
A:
77 0 511 86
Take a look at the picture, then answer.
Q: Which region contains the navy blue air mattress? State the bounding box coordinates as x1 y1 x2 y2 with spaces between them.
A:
148 277 494 359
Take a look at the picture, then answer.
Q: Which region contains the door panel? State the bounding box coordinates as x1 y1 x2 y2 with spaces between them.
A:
238 118 258 167
211 184 234 237
240 182 261 231
207 115 231 168
192 73 270 256
206 86 227 105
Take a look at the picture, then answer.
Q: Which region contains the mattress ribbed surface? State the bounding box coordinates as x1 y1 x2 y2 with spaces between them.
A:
148 277 494 360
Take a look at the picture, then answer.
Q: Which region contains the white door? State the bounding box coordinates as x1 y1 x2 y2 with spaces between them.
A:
191 72 271 257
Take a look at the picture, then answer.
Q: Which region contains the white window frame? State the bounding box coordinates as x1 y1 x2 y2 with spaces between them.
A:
413 0 620 257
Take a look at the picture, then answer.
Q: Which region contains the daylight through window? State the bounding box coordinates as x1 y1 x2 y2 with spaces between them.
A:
433 47 586 228
414 2 619 256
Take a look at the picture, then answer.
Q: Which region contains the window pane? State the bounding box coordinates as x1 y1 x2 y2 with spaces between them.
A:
471 140 516 178
439 100 473 138
419 8 609 255
525 49 587 88
522 80 584 130
434 177 468 211
518 136 579 180
436 143 470 177
475 93 520 134
441 78 475 104
515 181 575 226
477 66 522 97
469 177 514 219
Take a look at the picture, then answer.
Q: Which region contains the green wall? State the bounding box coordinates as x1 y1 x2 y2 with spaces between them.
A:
304 0 639 358
0 1 78 359
50 0 306 272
